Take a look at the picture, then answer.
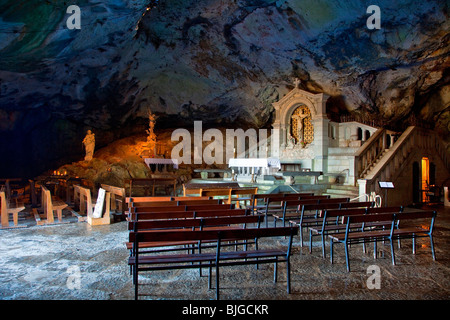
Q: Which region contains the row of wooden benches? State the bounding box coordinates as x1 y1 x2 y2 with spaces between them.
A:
125 197 298 300
125 195 438 299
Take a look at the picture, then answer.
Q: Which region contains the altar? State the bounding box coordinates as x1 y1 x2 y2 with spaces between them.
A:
144 158 178 173
228 158 281 182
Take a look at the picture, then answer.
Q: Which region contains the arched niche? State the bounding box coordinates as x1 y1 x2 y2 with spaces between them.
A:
272 87 329 147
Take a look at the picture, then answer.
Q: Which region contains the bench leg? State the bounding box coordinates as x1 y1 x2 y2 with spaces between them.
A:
345 242 350 272
374 241 377 259
330 239 334 264
309 230 313 254
286 258 291 294
429 234 436 260
390 238 396 266
57 209 63 222
321 234 326 259
209 265 212 289
133 266 139 300
274 258 278 283
215 265 220 300
299 227 304 247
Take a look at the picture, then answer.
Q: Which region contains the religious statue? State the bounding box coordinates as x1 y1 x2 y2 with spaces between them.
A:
82 130 95 161
140 109 158 157
292 110 308 144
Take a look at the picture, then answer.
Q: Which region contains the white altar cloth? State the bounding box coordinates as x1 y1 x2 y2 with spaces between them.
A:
144 158 178 169
228 158 281 169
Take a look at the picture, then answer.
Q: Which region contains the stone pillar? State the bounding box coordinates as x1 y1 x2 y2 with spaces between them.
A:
311 116 329 174
358 179 367 199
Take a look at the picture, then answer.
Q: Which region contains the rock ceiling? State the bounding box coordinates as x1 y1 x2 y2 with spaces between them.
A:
0 0 448 177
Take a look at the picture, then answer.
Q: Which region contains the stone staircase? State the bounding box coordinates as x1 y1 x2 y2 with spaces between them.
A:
323 185 359 200
360 149 389 178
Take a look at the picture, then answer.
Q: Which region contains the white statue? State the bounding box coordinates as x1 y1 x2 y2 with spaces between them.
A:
82 130 95 161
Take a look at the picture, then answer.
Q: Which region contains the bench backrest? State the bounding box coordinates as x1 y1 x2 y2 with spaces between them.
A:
366 206 403 214
126 196 172 204
323 208 367 219
40 185 53 213
129 199 221 207
318 197 350 204
172 196 211 201
130 226 299 243
339 201 375 209
282 199 320 207
200 188 232 198
74 185 94 214
129 210 196 221
301 203 342 212
129 208 248 221
129 204 234 213
231 187 258 196
395 210 436 221
130 205 187 213
130 204 235 213
101 184 125 197
126 178 177 197
345 213 395 224
0 191 7 225
129 215 263 231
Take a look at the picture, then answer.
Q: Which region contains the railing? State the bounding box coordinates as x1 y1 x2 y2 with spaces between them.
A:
354 126 404 179
354 128 387 178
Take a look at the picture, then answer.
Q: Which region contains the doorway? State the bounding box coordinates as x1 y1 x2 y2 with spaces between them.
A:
421 157 430 202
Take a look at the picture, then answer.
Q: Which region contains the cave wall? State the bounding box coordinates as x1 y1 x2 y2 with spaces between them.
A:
0 0 448 178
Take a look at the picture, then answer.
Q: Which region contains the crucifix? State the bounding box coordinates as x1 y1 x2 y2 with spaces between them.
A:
292 109 308 144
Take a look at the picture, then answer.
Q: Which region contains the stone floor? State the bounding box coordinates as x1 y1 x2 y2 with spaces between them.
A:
0 204 449 303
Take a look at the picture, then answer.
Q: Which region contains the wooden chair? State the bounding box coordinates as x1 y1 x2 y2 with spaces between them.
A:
76 186 111 226
1 191 25 228
101 184 126 215
38 185 68 224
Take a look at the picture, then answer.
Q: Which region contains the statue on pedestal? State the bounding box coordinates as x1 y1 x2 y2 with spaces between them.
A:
82 130 95 161
141 110 158 157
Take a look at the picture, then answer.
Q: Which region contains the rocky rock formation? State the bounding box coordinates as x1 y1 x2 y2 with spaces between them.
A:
0 0 448 177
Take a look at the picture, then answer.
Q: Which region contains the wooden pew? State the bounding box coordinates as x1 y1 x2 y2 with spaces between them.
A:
230 187 258 209
329 210 437 272
127 199 221 208
308 208 368 258
288 202 345 247
126 211 258 251
250 193 315 215
182 182 240 196
75 186 111 226
200 189 233 204
128 225 299 300
269 195 331 227
0 191 26 228
125 178 177 197
129 203 236 217
36 185 68 225
101 184 126 216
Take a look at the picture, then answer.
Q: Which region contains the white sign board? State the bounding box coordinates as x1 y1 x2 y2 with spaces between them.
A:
378 181 394 189
92 188 106 218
